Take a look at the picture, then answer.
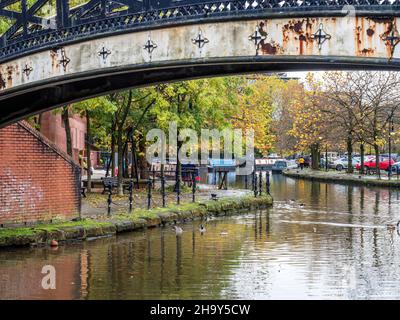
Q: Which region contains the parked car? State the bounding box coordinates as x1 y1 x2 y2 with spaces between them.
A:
380 153 399 161
272 160 298 173
271 160 288 173
329 156 360 171
355 158 395 171
286 160 298 170
271 160 287 173
391 161 400 174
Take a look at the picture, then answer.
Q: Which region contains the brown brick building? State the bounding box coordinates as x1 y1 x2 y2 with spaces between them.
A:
0 121 81 226
40 111 99 168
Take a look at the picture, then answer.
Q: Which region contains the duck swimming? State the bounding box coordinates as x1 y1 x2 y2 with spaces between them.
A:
199 224 206 234
173 226 183 235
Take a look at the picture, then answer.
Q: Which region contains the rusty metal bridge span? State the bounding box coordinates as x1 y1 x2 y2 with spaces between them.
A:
1 0 400 127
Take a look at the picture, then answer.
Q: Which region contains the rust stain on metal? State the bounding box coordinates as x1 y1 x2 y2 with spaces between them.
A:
14 64 20 77
261 41 281 55
258 21 283 55
361 48 375 56
50 49 59 72
380 18 398 58
0 72 5 89
6 65 13 87
354 17 379 57
305 19 314 55
282 18 314 55
355 16 363 56
366 25 375 52
293 21 303 33
283 19 304 34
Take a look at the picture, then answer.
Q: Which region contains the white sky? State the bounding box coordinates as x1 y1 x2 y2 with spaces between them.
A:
286 71 323 83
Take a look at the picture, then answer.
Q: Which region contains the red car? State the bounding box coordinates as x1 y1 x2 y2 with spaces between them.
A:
356 158 394 171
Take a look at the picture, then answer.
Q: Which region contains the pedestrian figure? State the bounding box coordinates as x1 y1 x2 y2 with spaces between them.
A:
299 157 305 170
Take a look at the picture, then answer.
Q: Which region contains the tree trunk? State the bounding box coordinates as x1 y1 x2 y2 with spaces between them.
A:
373 113 380 178
62 106 73 157
124 144 129 178
111 133 116 177
174 140 183 191
360 143 365 175
116 90 133 195
105 155 111 177
138 135 149 179
86 110 92 193
117 128 124 196
310 143 320 170
346 134 353 174
374 143 381 179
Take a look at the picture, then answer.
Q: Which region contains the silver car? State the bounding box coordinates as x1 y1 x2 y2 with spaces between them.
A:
329 157 360 171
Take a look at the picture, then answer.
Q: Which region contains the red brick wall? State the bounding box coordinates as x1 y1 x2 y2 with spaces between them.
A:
0 122 81 226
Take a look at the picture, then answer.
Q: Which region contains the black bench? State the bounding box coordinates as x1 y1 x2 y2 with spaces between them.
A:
101 177 133 194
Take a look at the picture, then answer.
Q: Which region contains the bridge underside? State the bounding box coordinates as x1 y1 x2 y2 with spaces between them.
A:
2 11 400 127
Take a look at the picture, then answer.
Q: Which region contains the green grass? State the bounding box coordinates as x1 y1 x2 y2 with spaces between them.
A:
0 194 273 247
0 227 39 238
0 219 114 239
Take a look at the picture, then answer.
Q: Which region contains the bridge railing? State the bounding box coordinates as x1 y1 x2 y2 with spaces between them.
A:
1 0 400 62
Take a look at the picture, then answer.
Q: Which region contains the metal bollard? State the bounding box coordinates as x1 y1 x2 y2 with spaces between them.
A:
259 171 262 196
177 175 181 205
161 176 166 208
106 185 112 217
128 180 133 213
147 179 152 210
192 172 196 202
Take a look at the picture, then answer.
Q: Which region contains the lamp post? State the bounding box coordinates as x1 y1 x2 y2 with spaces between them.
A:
388 117 395 180
325 144 328 172
318 136 325 170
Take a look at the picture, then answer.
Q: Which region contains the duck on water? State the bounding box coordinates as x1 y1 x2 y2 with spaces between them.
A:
173 226 183 235
199 224 206 233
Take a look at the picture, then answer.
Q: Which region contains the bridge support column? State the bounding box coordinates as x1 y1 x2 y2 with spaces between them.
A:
56 0 70 28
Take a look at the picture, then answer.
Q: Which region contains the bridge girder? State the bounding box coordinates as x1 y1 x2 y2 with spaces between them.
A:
1 1 400 127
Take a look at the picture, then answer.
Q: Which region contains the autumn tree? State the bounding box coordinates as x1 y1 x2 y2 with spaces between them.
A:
231 75 283 156
147 78 234 189
271 79 304 155
358 72 400 177
321 71 365 173
288 73 334 169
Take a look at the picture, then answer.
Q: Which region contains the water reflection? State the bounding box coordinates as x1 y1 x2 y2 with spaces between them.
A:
1 175 400 299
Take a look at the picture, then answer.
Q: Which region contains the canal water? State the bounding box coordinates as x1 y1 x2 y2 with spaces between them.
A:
1 174 400 299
